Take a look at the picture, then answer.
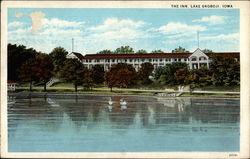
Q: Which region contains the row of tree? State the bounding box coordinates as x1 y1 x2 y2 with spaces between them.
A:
8 43 154 91
97 46 200 54
154 56 240 87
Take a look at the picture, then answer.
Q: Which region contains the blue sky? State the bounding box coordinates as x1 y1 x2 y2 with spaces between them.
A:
8 8 239 54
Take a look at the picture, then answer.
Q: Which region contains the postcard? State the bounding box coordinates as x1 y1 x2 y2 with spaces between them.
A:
1 0 249 158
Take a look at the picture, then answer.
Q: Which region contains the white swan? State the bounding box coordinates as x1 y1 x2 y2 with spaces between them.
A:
120 98 127 106
108 97 113 105
120 98 127 110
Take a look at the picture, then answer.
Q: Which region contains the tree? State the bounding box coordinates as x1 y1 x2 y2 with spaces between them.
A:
171 46 189 53
186 67 213 87
136 49 147 54
82 69 94 90
49 47 68 75
91 65 105 85
18 58 37 91
33 54 54 91
174 68 190 85
210 56 240 86
8 43 38 81
151 49 164 53
97 49 113 54
202 49 213 53
105 63 137 91
154 62 188 85
114 46 134 54
60 58 86 92
137 62 154 85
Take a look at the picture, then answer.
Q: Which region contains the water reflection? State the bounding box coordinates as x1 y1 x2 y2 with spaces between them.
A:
8 95 240 152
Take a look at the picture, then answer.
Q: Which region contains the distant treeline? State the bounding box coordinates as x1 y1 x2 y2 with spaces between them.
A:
96 46 212 54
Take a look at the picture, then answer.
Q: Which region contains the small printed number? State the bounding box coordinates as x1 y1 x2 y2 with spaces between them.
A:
229 154 238 157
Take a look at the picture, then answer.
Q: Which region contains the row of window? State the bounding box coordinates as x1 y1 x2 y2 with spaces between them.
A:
191 56 207 61
84 58 190 63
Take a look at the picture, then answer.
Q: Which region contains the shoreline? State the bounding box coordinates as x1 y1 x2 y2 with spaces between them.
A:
8 91 240 99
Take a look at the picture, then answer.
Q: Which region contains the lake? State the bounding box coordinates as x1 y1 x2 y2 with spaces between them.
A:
8 94 240 152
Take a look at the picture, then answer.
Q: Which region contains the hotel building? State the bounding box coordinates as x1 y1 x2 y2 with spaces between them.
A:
67 48 240 71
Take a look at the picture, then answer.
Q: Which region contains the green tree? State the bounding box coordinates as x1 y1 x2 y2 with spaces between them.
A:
210 56 240 86
60 58 86 92
151 49 164 53
82 69 94 90
154 62 187 85
174 68 190 85
137 62 154 85
8 43 38 81
114 46 134 54
97 49 113 54
18 58 37 91
49 47 68 75
171 46 189 53
33 54 54 91
105 63 137 91
136 49 147 54
187 67 213 87
91 65 105 84
202 49 213 53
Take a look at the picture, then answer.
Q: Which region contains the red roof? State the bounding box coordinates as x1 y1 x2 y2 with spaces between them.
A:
72 52 84 60
84 53 191 59
83 52 240 59
7 80 16 84
206 52 240 58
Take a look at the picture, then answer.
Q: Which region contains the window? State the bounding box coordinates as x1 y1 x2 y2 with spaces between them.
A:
178 59 181 61
149 59 152 62
130 59 132 62
191 57 197 61
199 56 207 61
175 59 177 61
112 59 115 62
159 59 162 62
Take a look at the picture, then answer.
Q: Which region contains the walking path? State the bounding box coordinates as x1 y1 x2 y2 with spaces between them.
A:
94 87 240 94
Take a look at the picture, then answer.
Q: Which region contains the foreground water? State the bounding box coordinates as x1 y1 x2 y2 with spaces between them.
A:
8 95 239 152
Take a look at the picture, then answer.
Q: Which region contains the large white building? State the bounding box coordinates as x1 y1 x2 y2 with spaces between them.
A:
67 48 240 71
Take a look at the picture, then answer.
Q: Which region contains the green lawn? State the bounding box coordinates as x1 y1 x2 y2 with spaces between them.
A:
14 86 240 98
15 87 164 96
181 92 240 98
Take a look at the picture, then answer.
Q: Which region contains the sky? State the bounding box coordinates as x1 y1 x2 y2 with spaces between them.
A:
8 8 239 54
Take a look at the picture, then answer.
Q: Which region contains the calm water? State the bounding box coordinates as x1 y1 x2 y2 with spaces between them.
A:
8 95 240 152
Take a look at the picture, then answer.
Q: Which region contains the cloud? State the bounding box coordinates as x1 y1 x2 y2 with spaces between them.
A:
42 18 85 28
15 12 23 18
157 22 206 38
29 11 45 33
192 15 227 25
79 17 150 53
198 33 239 52
8 21 24 28
89 17 146 31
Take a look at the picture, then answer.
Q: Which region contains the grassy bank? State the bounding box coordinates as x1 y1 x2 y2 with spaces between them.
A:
181 92 240 98
14 87 164 96
13 86 240 98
